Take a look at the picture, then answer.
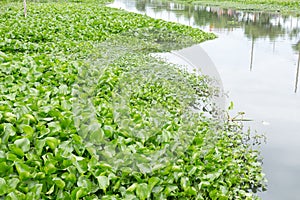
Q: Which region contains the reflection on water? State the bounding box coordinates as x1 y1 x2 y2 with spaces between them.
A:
110 1 300 199
293 41 300 93
110 0 300 92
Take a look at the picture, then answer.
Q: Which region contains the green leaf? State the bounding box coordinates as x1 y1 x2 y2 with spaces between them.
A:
62 172 76 184
136 183 149 200
46 185 55 195
103 125 113 137
228 101 234 110
0 178 8 196
44 161 57 174
23 114 37 124
180 177 189 191
164 185 178 195
53 177 65 189
3 112 16 123
15 162 32 180
45 137 60 151
186 187 197 196
35 139 46 156
0 151 6 161
0 161 12 174
77 176 90 188
14 138 30 153
148 177 160 192
2 123 16 143
9 145 24 157
89 126 104 144
126 183 138 192
29 184 43 199
6 191 21 200
21 125 34 136
6 152 19 162
71 187 86 200
96 176 109 192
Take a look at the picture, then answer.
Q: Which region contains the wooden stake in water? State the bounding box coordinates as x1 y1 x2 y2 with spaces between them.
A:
294 41 300 93
24 0 27 17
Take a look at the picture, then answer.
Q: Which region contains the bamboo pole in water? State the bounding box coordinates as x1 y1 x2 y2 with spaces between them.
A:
295 51 300 93
24 0 27 17
250 37 255 71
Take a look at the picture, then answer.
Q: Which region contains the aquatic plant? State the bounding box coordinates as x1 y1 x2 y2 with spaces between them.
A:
0 0 266 199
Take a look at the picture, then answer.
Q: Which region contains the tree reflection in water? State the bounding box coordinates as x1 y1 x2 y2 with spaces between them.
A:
114 0 300 92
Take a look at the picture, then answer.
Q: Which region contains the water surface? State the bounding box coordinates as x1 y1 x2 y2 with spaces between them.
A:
109 1 300 199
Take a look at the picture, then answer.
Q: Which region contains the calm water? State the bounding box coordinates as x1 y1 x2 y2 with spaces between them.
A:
109 1 300 199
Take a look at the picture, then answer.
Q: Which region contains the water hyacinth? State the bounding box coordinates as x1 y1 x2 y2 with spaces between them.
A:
0 0 265 199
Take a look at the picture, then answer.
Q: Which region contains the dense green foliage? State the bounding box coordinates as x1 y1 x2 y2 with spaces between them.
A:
0 0 265 199
179 0 300 15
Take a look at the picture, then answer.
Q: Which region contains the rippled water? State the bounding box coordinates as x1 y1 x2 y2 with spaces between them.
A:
109 0 300 199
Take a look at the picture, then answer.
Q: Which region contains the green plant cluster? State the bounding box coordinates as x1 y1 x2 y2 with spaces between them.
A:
0 0 265 199
209 0 300 7
181 0 300 15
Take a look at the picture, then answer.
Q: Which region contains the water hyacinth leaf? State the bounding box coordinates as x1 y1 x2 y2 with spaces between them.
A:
77 176 89 188
29 184 43 199
199 181 211 188
15 162 32 180
58 84 69 95
180 177 189 191
0 178 8 196
148 177 161 191
14 138 30 153
97 176 109 192
35 139 46 156
6 191 20 200
3 112 16 123
73 157 88 174
61 99 72 111
123 193 137 200
6 152 20 162
53 177 66 189
152 186 164 194
136 183 149 200
46 185 55 195
39 126 50 138
23 114 37 124
9 145 24 157
188 166 197 176
62 172 76 184
45 137 60 151
137 163 151 174
0 151 5 161
77 176 99 194
164 185 178 195
126 183 138 192
2 123 16 143
103 125 113 137
228 101 234 110
186 187 197 196
21 125 34 136
47 121 62 134
43 161 57 174
89 126 104 144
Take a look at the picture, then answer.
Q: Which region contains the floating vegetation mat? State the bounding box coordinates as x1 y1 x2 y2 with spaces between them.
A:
0 1 266 199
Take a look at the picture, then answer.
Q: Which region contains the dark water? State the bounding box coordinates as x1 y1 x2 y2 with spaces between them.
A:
109 1 300 199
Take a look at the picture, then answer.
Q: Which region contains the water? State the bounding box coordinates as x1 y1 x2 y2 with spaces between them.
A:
109 1 300 199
